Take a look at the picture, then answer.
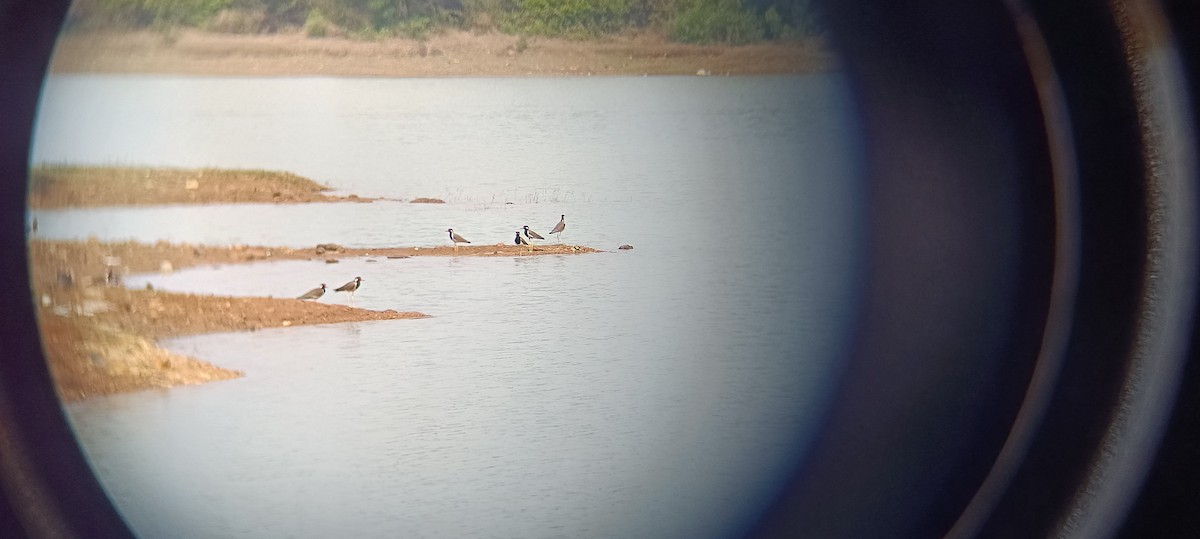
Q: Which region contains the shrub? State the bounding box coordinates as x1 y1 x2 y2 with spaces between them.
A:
98 0 234 28
671 0 761 44
304 9 330 36
504 0 635 37
205 8 267 33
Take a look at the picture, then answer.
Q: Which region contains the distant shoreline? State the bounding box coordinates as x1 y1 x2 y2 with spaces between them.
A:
49 29 835 78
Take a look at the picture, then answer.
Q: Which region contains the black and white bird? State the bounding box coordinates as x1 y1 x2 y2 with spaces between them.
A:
447 228 471 251
522 225 544 242
549 215 566 243
335 276 363 300
298 283 326 300
515 230 531 252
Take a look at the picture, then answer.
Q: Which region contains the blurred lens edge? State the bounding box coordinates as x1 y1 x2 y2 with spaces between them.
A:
750 1 1200 537
0 1 136 538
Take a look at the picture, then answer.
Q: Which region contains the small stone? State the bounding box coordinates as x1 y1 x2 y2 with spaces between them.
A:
325 259 339 264
618 244 633 250
160 260 174 274
281 320 292 327
185 179 200 190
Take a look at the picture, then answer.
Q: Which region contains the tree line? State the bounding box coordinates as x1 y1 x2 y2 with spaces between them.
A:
65 0 822 45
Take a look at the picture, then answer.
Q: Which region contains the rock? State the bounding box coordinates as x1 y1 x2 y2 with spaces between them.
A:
696 69 708 76
160 260 174 274
185 179 200 190
618 244 633 250
315 243 343 253
325 259 339 264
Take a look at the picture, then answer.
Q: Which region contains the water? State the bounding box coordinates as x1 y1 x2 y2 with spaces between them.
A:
35 74 865 538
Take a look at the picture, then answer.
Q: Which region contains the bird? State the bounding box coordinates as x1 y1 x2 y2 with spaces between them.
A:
298 283 326 300
335 276 363 301
515 230 531 253
447 228 470 251
523 225 544 242
549 215 566 243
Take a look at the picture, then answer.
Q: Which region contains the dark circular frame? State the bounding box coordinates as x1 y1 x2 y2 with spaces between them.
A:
1 1 1198 537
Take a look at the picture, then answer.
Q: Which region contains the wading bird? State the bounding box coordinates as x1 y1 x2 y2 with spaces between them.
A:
549 215 566 243
515 230 532 253
298 283 326 301
335 276 363 301
523 225 544 242
447 228 470 251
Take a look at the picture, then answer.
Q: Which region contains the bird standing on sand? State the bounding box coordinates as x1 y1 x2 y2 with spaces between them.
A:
298 283 326 300
335 276 363 301
549 215 566 243
523 225 544 242
447 228 470 251
515 230 531 253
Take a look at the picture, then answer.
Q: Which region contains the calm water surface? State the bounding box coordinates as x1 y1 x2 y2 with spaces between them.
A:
34 74 865 538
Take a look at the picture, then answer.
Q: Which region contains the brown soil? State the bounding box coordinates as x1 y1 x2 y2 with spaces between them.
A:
29 238 597 401
49 29 835 77
410 197 446 203
29 166 372 209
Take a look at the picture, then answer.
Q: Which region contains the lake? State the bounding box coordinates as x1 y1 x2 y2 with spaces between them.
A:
32 74 865 538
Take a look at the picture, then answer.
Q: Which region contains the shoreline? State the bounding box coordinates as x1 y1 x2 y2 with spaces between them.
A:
29 166 375 209
49 29 835 78
31 238 598 401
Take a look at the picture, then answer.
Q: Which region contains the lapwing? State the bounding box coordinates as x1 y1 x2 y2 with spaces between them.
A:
335 276 363 301
447 228 470 251
523 225 545 242
549 215 566 243
298 283 326 300
515 230 531 253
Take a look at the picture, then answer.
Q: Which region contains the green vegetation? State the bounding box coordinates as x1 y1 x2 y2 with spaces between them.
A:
65 0 821 44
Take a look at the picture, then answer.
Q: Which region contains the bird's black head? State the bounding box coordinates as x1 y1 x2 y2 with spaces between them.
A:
355 277 363 282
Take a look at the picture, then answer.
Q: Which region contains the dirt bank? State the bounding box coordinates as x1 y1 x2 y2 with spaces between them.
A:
49 29 834 77
29 166 372 209
29 240 426 401
29 238 597 401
